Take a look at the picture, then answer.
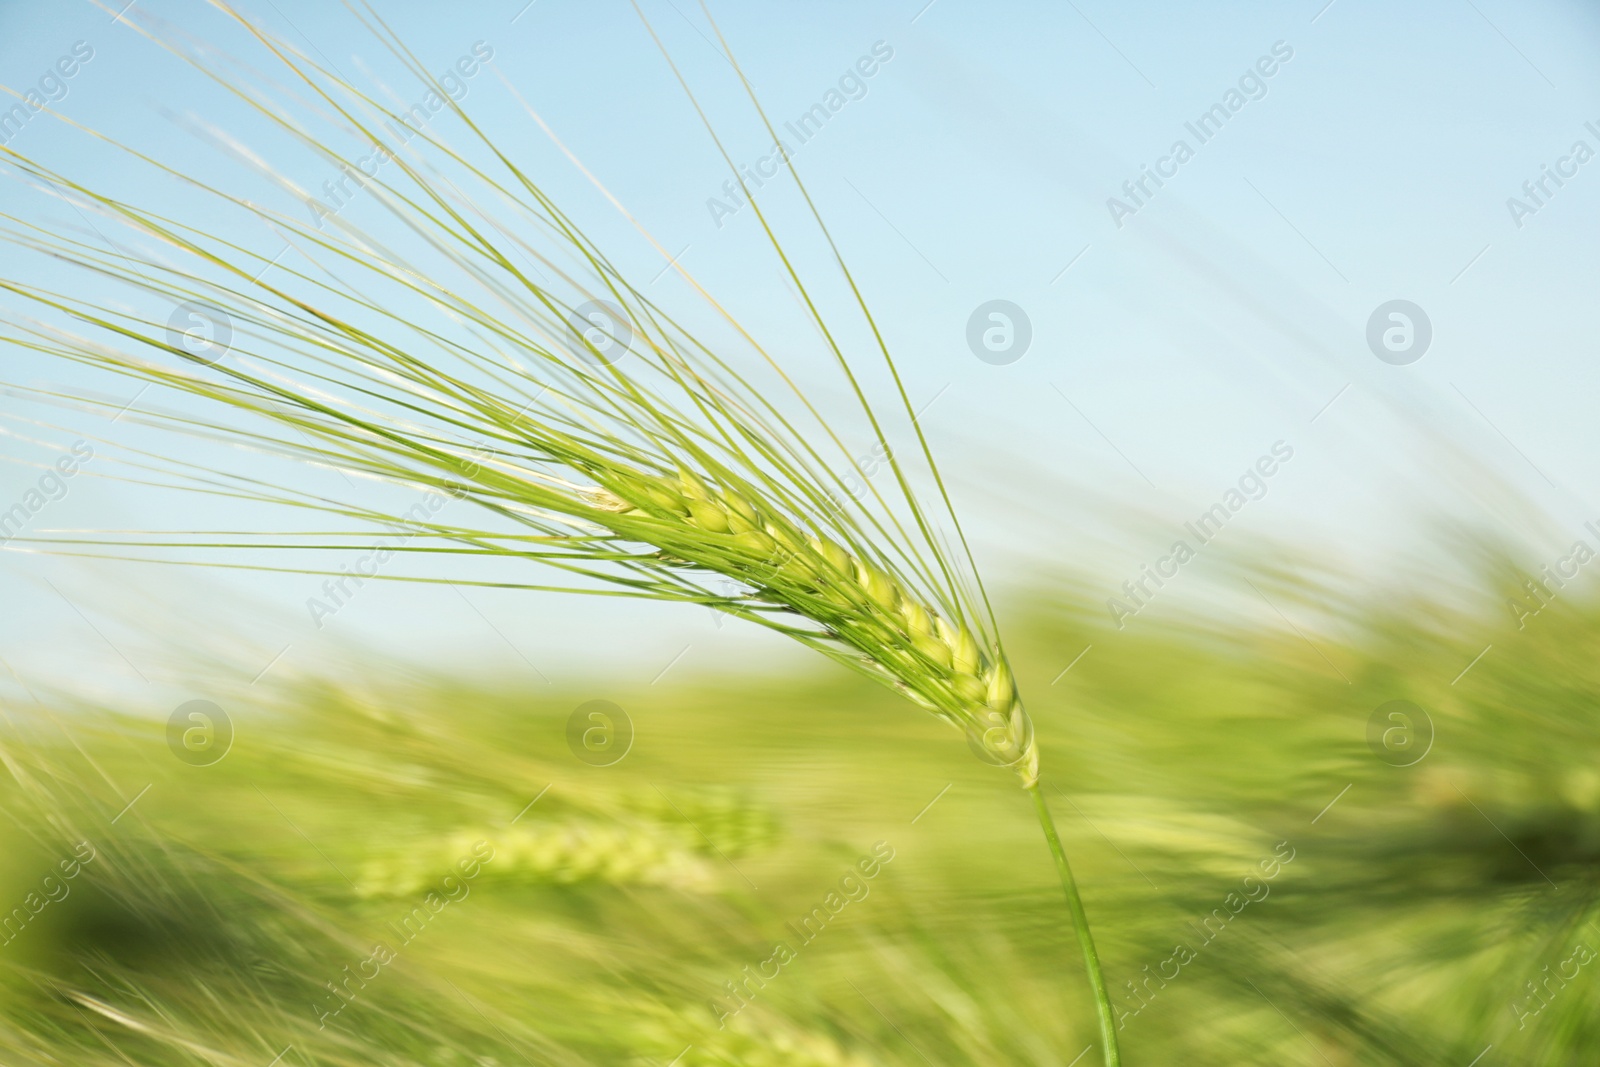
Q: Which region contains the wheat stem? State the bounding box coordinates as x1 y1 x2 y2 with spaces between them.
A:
1028 781 1121 1067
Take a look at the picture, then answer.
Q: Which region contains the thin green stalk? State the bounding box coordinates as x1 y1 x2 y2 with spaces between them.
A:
1028 781 1122 1067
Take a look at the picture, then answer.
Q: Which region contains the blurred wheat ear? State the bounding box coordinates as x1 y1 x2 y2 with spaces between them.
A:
0 2 1118 1062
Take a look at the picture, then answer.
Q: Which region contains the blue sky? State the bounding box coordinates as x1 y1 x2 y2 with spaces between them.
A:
2 0 1599 701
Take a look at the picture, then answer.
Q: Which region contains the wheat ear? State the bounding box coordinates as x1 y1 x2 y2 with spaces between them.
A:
0 3 1118 1062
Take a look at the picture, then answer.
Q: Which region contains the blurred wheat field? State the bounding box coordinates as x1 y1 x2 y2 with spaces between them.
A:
2 0 1597 1062
1 556 1594 1066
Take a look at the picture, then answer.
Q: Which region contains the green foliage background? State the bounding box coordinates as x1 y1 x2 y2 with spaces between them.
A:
1 558 1594 1065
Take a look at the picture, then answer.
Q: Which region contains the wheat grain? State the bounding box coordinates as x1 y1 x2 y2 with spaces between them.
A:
590 472 1038 782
